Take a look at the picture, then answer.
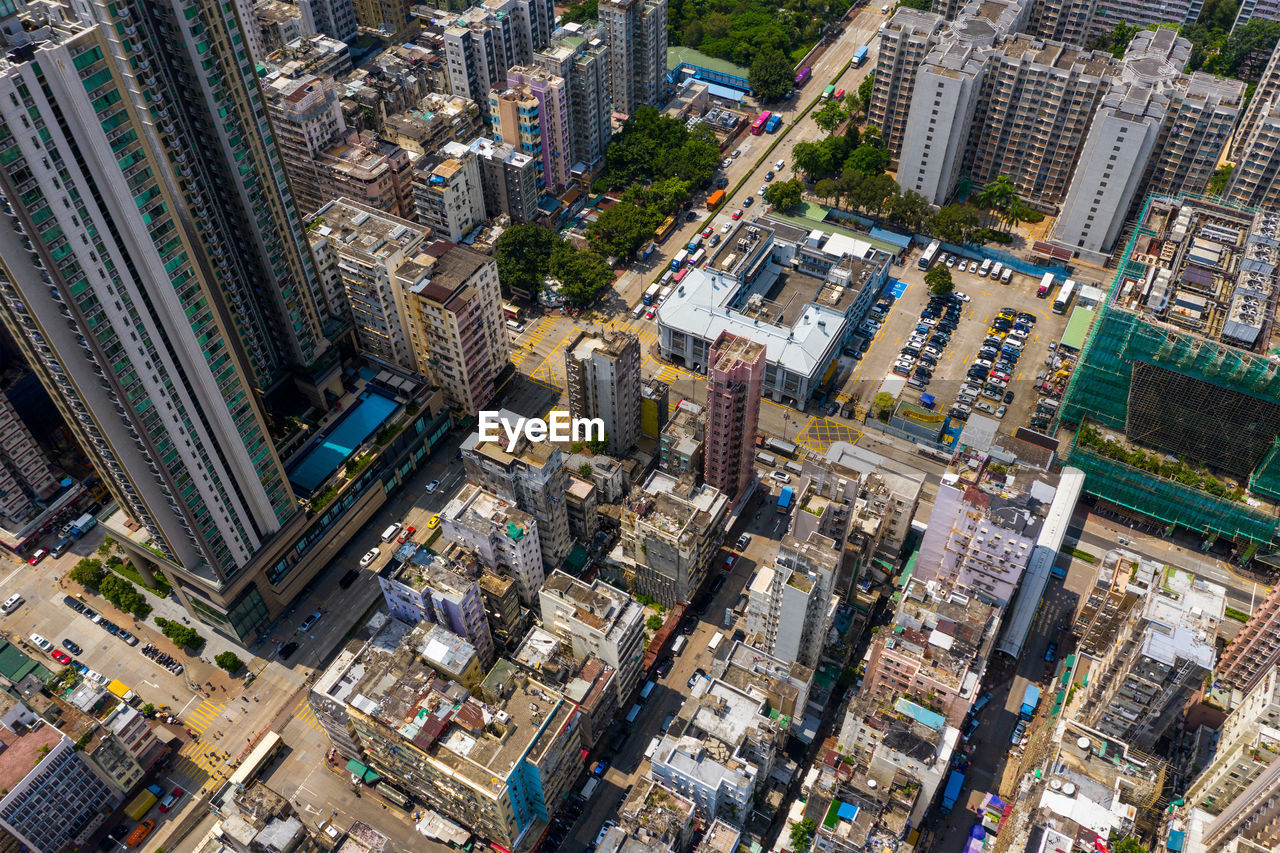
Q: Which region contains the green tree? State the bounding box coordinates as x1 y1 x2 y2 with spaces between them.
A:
494 224 562 299
764 179 804 212
1087 21 1141 58
792 140 837 178
646 614 664 631
749 48 795 100
790 818 818 853
215 652 244 673
898 0 929 8
70 559 105 590
814 178 840 205
925 264 954 296
846 144 891 176
929 204 982 244
98 574 152 618
577 463 593 478
551 248 614 305
973 175 1019 230
586 435 609 454
857 72 875 113
1209 164 1233 195
559 0 597 23
155 617 205 651
587 203 656 260
813 99 849 134
887 190 931 232
1110 835 1147 853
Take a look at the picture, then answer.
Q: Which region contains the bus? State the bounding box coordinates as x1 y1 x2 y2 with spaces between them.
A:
822 84 836 99
852 45 869 67
1037 272 1055 298
643 284 660 304
226 732 283 791
796 67 811 86
834 88 846 99
1053 279 1077 314
751 111 770 135
654 215 677 243
918 239 941 270
502 301 522 322
670 249 688 270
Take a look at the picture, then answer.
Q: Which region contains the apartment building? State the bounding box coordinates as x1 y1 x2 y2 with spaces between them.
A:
507 67 574 194
1226 97 1280 210
383 96 484 158
310 616 415 759
641 377 671 439
296 0 359 40
401 241 510 415
506 629 619 748
914 482 1037 607
417 622 484 687
479 570 524 650
1073 551 1223 749
565 331 643 455
539 570 647 704
0 694 119 851
470 136 541 224
263 73 350 214
412 140 487 243
377 545 495 666
1053 30 1244 262
438 483 545 604
659 400 706 479
255 2 307 63
344 642 581 849
600 0 668 116
1233 44 1280 160
353 0 414 38
461 412 572 567
747 532 841 669
1219 583 1280 694
535 27 613 169
621 470 730 606
308 199 427 369
565 475 599 541
1187 665 1280 819
869 9 944 160
1026 0 1096 45
1090 0 1204 41
711 639 814 720
269 32 354 79
0 394 58 529
704 332 765 502
863 576 999 727
614 778 698 850
439 0 555 106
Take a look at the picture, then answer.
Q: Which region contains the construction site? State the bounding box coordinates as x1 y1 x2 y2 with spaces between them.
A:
1060 194 1280 556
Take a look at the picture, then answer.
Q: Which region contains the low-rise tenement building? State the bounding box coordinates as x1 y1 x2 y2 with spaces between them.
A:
863 575 999 727
1072 550 1222 749
823 442 925 560
565 474 599 541
539 569 646 705
0 692 120 851
619 470 729 606
418 621 484 687
612 777 697 850
479 570 524 650
659 400 705 479
412 139 487 243
710 640 814 723
499 635 619 749
462 412 572 568
383 95 484 158
345 645 581 852
438 483 545 604
377 543 495 666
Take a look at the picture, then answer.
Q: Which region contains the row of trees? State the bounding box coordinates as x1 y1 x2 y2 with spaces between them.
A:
69 558 152 618
155 617 206 651
493 225 614 305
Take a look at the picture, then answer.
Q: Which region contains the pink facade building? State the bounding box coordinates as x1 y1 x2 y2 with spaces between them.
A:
703 332 764 501
507 66 573 194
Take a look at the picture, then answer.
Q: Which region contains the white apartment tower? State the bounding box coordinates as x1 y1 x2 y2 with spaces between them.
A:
439 483 545 603
412 141 487 244
746 532 840 669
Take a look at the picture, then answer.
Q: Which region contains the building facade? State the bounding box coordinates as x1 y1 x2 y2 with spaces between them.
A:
621 471 730 606
704 332 764 502
565 331 642 455
599 0 667 116
507 66 573 193
439 483 546 604
412 140 487 243
539 570 646 704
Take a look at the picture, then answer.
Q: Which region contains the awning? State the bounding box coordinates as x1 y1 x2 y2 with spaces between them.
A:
344 759 381 784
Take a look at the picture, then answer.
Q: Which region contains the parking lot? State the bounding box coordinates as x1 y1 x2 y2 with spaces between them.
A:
847 252 1072 432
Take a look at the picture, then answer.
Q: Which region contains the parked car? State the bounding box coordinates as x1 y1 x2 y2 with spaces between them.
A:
359 548 380 567
159 787 185 813
688 668 707 688
50 649 70 665
28 634 52 652
62 639 82 656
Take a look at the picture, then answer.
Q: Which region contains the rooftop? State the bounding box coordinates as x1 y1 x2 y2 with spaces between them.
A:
311 199 426 263
541 571 640 636
619 777 695 840
0 692 64 794
884 577 999 690
418 623 478 676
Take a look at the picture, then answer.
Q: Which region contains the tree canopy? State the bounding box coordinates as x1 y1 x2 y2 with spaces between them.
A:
495 223 614 304
596 107 720 192
764 179 804 212
750 48 796 101
925 264 954 296
671 0 854 68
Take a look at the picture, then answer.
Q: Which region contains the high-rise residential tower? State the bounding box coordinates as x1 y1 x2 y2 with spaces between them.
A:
0 0 335 604
600 0 667 116
703 332 763 502
535 27 612 169
507 66 573 193
565 330 642 455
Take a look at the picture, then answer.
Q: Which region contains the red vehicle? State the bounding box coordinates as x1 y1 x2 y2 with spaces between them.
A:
396 525 416 543
159 786 185 813
750 111 771 135
724 553 738 570
50 650 70 665
28 548 48 565
731 208 743 220
834 88 845 99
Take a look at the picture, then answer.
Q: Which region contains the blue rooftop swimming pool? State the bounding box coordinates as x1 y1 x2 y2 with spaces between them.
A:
288 390 400 493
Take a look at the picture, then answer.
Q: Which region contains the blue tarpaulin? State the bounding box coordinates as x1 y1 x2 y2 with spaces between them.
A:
837 801 858 820
1167 831 1185 851
869 226 912 249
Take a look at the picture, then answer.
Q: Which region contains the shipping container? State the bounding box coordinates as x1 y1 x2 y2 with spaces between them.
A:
852 45 869 66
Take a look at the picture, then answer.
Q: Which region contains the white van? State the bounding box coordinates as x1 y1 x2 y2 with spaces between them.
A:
708 631 725 653
990 261 1003 280
978 258 993 277
1 594 21 614
633 304 646 319
880 2 891 11
672 635 688 655
381 523 402 542
505 319 525 333
644 736 660 761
